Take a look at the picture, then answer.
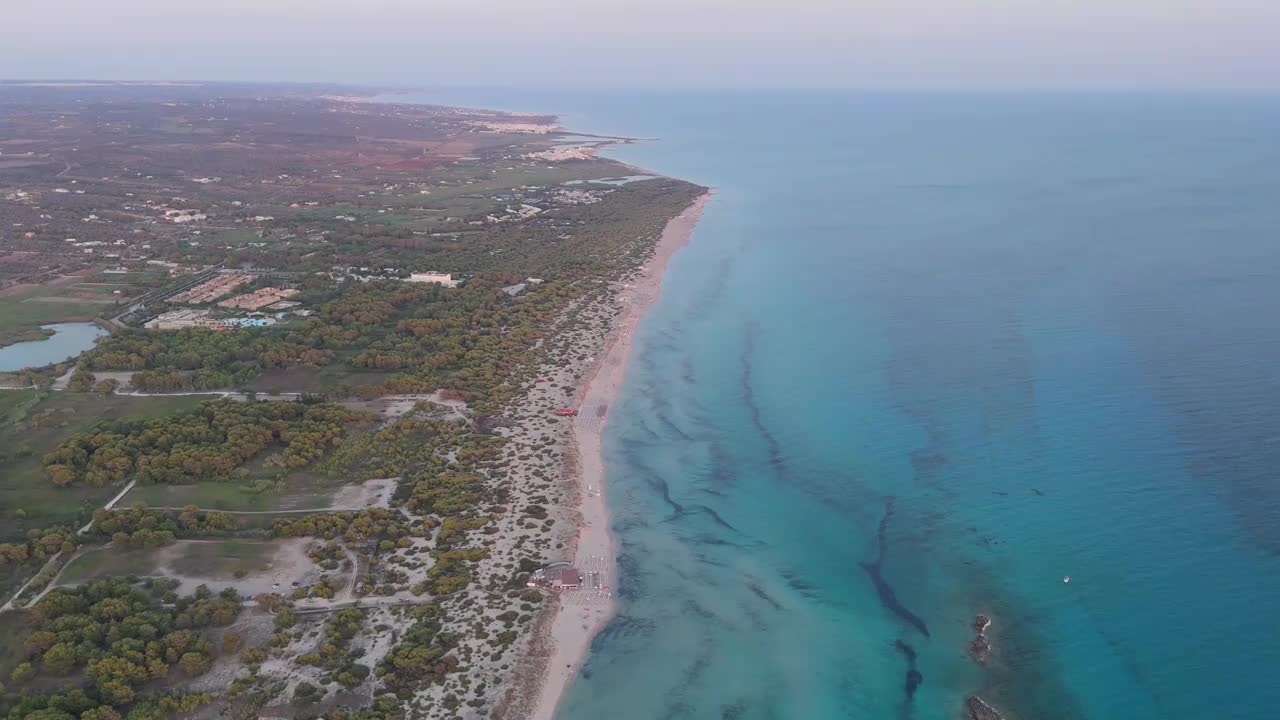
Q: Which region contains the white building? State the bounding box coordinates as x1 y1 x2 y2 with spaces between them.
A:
407 272 459 288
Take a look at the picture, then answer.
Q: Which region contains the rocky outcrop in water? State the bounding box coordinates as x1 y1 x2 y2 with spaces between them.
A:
965 695 1006 720
968 613 992 663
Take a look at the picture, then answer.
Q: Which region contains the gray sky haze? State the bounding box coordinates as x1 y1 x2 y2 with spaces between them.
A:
5 0 1278 91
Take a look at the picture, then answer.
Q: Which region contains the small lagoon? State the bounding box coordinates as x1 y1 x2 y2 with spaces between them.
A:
0 322 108 371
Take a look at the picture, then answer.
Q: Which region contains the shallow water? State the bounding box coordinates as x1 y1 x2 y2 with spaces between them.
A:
0 322 107 371
399 90 1280 719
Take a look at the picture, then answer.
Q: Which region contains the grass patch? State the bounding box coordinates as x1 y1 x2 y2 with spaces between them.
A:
62 542 274 585
0 610 33 681
0 392 204 540
0 288 108 345
59 546 164 584
175 539 276 577
95 271 163 283
0 387 42 424
122 482 283 512
66 283 131 295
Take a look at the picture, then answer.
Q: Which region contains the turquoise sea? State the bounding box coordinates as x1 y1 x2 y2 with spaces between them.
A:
400 90 1280 719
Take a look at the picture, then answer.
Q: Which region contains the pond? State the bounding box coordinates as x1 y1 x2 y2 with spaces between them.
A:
0 322 109 371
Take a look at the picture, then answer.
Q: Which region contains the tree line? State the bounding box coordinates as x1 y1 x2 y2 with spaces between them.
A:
78 278 575 413
89 505 239 548
42 400 366 487
0 527 78 567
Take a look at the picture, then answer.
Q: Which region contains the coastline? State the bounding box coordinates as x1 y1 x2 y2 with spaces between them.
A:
526 189 712 720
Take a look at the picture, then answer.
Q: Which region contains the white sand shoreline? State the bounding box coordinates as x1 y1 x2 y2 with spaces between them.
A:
526 190 712 720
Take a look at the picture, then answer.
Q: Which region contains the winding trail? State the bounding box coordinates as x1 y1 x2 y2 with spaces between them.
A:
0 550 64 612
4 478 139 612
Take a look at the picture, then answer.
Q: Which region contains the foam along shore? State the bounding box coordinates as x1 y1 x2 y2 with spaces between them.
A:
527 190 712 720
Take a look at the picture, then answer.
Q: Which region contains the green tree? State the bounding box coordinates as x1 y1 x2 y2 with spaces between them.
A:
10 661 34 684
80 708 124 720
177 652 211 677
41 642 79 675
22 710 75 720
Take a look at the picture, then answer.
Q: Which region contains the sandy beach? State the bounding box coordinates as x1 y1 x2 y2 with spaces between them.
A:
523 190 711 720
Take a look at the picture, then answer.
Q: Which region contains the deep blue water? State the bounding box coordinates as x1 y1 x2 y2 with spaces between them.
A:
397 90 1280 719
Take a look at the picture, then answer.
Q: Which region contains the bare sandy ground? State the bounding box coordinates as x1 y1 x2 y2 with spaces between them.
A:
527 190 712 720
47 538 329 599
328 477 398 509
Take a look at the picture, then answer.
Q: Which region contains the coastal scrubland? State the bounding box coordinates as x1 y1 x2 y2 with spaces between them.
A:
0 81 704 720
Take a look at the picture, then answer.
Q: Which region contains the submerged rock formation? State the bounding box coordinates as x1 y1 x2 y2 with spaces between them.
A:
859 499 932 637
968 613 992 664
965 695 1006 720
893 639 923 701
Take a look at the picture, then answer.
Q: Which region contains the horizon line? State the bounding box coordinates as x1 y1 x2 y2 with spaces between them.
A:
2 78 1279 97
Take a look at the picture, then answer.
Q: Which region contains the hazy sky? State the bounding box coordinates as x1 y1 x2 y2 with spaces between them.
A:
5 0 1278 91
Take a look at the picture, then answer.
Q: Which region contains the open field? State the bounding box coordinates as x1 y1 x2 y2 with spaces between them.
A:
0 287 108 346
0 391 205 538
121 476 397 513
94 271 167 283
65 282 132 295
120 482 280 512
0 386 41 421
59 538 341 596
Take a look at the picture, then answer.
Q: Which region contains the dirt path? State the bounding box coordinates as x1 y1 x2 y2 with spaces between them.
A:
140 505 375 515
51 365 77 390
0 549 65 612
3 478 139 612
77 479 137 534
